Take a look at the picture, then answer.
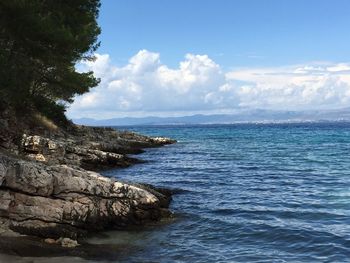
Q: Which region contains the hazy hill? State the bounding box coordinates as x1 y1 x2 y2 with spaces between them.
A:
73 108 350 126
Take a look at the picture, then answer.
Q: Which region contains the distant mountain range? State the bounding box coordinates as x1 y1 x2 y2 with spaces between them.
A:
73 108 350 126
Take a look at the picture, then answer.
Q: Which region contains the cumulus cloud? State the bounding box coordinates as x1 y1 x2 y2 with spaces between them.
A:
227 64 350 110
67 50 350 119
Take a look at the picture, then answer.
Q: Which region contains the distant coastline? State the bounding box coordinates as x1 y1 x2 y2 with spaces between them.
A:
73 107 350 126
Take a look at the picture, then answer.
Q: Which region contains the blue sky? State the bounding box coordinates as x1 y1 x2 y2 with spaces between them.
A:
97 0 350 68
68 0 350 119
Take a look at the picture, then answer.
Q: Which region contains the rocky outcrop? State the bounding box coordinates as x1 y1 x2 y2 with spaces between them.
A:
0 123 176 242
0 152 172 239
20 134 137 170
20 126 175 170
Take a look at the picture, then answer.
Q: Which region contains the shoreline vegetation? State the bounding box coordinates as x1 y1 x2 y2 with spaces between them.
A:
0 1 177 260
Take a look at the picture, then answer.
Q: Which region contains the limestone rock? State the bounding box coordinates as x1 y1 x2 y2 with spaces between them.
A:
19 126 175 170
0 123 175 241
0 154 172 239
57 237 79 248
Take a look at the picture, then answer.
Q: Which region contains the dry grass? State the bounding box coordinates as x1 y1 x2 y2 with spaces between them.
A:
33 113 58 131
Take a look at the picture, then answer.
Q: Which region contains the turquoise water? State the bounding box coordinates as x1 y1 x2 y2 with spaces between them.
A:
96 123 350 262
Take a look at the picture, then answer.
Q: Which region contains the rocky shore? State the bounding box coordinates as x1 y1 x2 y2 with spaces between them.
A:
0 113 176 259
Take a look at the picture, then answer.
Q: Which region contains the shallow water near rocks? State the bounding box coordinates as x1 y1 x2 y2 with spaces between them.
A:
2 123 350 262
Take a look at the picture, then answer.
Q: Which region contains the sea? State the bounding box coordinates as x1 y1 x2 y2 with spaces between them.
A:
2 123 350 262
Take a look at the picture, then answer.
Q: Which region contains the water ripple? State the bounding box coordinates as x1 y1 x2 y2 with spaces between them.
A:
97 123 350 262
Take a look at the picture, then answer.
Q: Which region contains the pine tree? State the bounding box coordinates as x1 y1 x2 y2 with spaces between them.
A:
0 0 101 121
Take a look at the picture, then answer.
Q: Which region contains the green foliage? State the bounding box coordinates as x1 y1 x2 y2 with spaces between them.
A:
32 95 69 126
0 0 101 119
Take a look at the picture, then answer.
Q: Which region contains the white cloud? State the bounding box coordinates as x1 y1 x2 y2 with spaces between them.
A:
67 50 350 119
227 64 350 110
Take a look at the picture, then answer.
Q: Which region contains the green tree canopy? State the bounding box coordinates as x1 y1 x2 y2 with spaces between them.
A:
0 0 101 120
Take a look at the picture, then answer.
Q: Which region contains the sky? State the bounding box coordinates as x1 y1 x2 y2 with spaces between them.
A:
67 0 350 119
